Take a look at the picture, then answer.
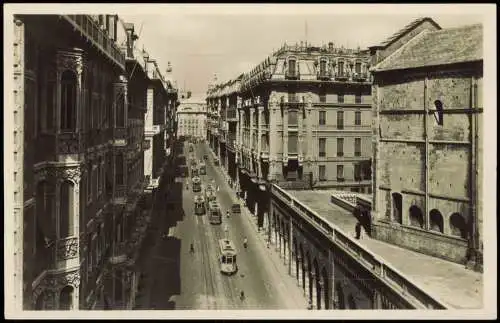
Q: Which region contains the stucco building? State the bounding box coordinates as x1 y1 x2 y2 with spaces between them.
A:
11 15 178 311
176 97 207 141
207 42 372 228
370 18 483 271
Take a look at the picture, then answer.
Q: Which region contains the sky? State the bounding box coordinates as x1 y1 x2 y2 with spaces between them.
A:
118 5 487 98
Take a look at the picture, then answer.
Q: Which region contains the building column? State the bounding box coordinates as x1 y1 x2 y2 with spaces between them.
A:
257 106 264 178
268 93 280 181
306 95 314 177
298 98 304 168
282 97 289 171
249 106 255 173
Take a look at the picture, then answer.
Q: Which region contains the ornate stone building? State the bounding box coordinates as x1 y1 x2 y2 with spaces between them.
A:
11 15 178 311
370 18 483 271
207 42 372 228
176 97 207 141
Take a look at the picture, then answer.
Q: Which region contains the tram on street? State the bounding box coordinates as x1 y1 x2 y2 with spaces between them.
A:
199 161 206 175
208 201 222 224
194 195 206 215
192 176 202 193
218 239 238 275
191 165 199 177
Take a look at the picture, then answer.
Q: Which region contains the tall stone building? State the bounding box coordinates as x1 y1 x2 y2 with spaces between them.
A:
176 97 207 141
10 14 178 311
207 42 372 227
370 18 483 271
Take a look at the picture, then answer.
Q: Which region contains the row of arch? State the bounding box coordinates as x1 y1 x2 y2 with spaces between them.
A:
391 193 468 239
270 211 359 310
35 285 74 310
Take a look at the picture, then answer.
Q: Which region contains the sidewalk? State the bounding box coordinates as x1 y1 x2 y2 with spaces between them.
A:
210 157 309 309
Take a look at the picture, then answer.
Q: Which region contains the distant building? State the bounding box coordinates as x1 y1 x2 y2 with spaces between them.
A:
176 97 207 141
370 18 483 271
207 42 372 227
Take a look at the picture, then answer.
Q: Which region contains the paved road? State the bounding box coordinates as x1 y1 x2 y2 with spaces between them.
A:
134 140 307 310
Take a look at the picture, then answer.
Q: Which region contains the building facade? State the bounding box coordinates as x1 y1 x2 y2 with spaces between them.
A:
370 18 483 271
176 98 207 141
207 42 372 228
11 14 178 311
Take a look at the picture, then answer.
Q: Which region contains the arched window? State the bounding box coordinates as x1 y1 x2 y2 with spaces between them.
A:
409 205 424 229
450 213 467 239
60 70 77 131
288 58 297 74
59 181 74 238
429 209 444 233
59 285 74 310
319 59 327 74
392 192 402 224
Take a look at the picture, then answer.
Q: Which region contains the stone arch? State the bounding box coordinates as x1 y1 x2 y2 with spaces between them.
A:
281 219 287 258
321 267 330 309
429 209 444 233
60 70 77 131
313 258 321 309
409 205 424 229
391 192 402 224
449 212 467 239
335 282 345 309
59 180 74 238
347 294 357 309
59 285 74 310
293 237 299 281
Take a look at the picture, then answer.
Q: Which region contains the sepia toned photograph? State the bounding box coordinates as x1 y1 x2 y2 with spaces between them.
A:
3 3 497 320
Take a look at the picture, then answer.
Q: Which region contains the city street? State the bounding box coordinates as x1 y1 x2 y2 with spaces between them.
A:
134 140 308 310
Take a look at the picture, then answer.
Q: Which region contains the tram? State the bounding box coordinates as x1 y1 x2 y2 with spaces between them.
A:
194 195 206 215
192 176 202 193
208 201 222 224
218 239 238 275
191 165 199 177
198 161 206 175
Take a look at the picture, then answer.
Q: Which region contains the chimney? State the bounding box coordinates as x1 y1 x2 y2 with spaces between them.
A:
328 42 334 51
124 22 135 58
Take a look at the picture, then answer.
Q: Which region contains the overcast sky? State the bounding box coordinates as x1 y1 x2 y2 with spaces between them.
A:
50 4 484 99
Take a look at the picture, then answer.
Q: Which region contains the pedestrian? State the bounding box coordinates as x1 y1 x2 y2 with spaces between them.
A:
190 242 195 254
355 221 362 240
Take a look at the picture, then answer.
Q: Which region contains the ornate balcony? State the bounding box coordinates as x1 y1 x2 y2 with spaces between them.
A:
57 132 83 155
317 70 332 80
56 236 79 260
62 15 125 69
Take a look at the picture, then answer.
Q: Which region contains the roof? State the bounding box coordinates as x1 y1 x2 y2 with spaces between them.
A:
285 189 483 309
370 17 441 49
373 23 483 72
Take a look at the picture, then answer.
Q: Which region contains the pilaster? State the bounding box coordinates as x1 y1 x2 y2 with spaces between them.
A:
257 106 264 178
282 97 289 165
249 106 255 173
268 92 280 181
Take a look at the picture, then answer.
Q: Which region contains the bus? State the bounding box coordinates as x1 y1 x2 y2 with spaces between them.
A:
194 195 206 215
199 162 206 175
191 165 199 177
218 239 238 275
208 201 222 224
192 176 202 193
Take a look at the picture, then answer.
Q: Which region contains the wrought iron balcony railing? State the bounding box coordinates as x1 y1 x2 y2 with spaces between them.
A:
62 15 125 69
317 70 332 80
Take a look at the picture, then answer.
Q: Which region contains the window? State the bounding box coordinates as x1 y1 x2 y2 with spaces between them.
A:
288 91 297 103
288 110 298 126
115 153 124 185
337 138 344 157
336 165 344 180
392 192 403 224
355 111 361 126
320 60 327 74
46 81 55 130
338 61 344 76
354 138 361 157
319 89 326 103
338 92 344 103
355 62 361 74
289 59 296 75
288 133 298 154
433 100 444 126
60 71 77 131
59 181 74 238
319 111 326 125
355 92 362 104
318 138 326 157
337 111 344 129
319 165 326 181
354 164 361 181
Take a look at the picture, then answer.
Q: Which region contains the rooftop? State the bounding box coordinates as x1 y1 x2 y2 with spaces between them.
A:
372 23 483 72
285 189 483 309
370 17 441 49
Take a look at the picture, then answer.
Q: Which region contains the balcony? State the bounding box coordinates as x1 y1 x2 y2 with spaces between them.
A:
353 72 368 81
317 70 332 81
335 73 349 81
62 15 125 69
285 69 300 80
56 236 79 261
57 132 83 155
